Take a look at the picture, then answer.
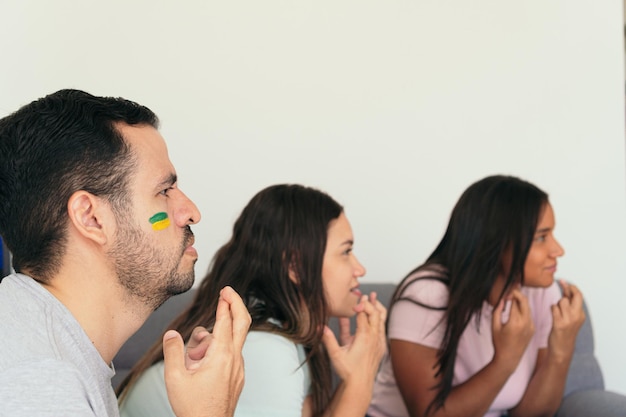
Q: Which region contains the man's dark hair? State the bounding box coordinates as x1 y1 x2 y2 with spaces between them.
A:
0 89 159 282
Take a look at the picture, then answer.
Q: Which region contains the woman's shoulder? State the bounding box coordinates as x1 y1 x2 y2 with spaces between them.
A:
394 264 449 308
245 329 297 345
119 362 173 417
240 330 309 387
243 330 306 362
401 264 448 286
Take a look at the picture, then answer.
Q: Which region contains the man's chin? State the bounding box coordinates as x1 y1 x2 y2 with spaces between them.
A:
167 271 195 296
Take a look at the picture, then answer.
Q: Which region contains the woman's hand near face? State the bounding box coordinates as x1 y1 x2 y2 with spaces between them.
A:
508 282 585 417
325 293 387 382
392 290 536 417
491 289 535 372
548 280 585 363
319 293 387 417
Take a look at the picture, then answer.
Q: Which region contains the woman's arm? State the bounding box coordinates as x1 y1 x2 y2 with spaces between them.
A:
508 282 585 417
392 290 535 417
318 293 387 417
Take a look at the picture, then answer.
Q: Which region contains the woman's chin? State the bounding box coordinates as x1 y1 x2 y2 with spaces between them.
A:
523 276 555 288
330 308 357 318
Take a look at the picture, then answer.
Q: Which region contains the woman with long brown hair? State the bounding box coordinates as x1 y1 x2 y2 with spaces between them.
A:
118 183 386 417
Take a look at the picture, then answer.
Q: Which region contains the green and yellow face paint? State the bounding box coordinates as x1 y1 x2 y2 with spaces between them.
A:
149 212 171 231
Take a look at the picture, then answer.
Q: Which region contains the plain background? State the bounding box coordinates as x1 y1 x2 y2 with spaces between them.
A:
1 0 625 393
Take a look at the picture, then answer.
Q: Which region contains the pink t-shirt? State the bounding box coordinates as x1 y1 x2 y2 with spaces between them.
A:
368 269 561 417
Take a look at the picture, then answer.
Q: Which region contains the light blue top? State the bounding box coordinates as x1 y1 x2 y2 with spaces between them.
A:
120 330 311 417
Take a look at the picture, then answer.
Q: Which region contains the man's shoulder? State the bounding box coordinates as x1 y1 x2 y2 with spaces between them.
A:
0 274 90 372
0 277 60 364
0 360 100 416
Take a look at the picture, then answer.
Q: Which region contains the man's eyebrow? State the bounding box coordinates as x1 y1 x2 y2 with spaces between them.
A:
535 227 551 234
156 173 177 189
340 239 354 246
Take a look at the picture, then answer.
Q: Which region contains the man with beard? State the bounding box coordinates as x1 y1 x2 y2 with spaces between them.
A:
0 89 251 417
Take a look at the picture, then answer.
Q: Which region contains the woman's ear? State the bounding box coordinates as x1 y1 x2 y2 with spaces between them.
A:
284 251 300 284
288 265 298 284
66 191 111 246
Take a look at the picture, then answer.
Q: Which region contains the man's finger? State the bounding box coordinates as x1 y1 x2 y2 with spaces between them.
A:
163 330 186 382
185 327 212 362
219 286 251 352
211 292 234 346
187 326 210 349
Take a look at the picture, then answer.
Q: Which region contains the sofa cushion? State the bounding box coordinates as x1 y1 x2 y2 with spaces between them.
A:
556 389 626 417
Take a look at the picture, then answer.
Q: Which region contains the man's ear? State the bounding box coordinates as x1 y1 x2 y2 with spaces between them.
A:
67 191 111 245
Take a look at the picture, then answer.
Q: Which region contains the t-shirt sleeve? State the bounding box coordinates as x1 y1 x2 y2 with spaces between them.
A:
234 331 309 417
387 278 448 349
0 361 99 417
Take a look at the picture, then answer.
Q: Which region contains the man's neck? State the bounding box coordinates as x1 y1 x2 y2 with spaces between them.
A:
39 262 152 364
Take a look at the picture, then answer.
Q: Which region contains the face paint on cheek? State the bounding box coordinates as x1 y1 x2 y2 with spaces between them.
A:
149 212 171 231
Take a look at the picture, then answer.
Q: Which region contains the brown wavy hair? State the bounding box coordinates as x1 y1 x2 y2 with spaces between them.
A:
117 183 343 416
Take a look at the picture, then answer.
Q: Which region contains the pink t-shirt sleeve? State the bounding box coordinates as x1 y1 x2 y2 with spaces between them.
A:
388 277 449 349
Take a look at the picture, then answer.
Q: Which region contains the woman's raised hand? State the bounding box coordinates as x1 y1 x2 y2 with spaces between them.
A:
548 280 585 363
322 292 387 385
318 293 387 417
491 289 535 372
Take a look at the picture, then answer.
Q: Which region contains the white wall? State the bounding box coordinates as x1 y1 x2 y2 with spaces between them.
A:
2 0 625 392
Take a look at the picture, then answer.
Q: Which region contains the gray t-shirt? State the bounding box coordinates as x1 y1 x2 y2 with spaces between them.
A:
0 273 118 417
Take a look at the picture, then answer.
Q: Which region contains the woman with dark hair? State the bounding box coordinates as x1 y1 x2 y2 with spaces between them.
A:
367 175 585 417
118 184 387 417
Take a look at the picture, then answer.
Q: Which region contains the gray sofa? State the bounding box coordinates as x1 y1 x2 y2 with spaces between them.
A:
112 283 626 416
